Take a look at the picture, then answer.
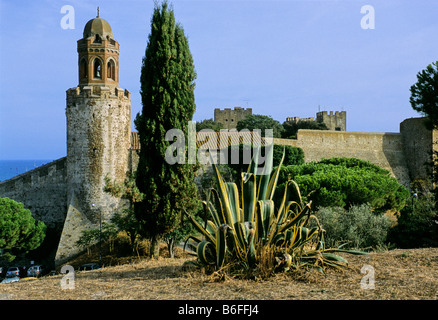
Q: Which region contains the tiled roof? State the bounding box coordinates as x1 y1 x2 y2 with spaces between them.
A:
130 131 271 150
196 131 267 149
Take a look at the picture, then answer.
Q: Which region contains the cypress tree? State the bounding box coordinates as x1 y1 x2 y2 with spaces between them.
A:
134 1 198 257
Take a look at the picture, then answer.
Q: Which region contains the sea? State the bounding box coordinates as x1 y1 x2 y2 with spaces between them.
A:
0 160 54 182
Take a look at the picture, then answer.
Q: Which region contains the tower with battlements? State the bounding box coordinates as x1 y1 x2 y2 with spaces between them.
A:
214 107 252 129
55 13 131 264
286 111 346 131
316 111 346 131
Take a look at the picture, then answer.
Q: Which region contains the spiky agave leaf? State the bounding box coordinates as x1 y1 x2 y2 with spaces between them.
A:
184 147 367 273
197 240 216 265
216 224 231 268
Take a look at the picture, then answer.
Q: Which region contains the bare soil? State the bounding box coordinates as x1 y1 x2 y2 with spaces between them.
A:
0 247 437 300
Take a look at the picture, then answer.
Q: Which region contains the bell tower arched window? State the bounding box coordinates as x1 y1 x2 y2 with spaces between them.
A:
93 59 102 79
94 34 102 43
107 59 115 81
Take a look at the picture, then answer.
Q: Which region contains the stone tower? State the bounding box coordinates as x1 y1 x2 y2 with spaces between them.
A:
316 111 346 131
56 13 131 264
214 107 252 130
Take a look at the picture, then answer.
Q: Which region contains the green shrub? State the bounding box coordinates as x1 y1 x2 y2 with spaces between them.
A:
277 157 410 213
388 193 438 248
317 157 388 174
315 204 392 249
282 120 328 139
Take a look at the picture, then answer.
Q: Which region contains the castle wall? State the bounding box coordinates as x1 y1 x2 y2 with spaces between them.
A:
0 157 67 231
400 117 438 184
0 158 68 263
276 129 411 187
272 137 299 147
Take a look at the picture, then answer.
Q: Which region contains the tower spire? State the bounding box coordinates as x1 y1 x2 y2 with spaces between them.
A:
78 12 118 87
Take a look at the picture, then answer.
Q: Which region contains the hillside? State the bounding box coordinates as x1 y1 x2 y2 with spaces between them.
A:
0 247 436 300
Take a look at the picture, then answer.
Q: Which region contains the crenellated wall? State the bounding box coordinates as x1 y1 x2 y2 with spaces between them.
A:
316 111 347 131
0 157 67 231
214 107 253 129
0 158 68 263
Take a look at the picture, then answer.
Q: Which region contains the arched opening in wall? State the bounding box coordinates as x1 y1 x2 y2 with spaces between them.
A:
79 58 88 81
94 34 102 43
94 59 102 79
107 59 115 80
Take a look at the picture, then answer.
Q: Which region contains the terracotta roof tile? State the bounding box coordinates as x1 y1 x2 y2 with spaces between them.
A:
130 131 271 151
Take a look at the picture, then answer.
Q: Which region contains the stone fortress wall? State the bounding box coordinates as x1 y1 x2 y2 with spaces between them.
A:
400 117 438 185
274 117 436 188
212 107 436 187
0 158 69 264
276 130 410 187
0 157 68 233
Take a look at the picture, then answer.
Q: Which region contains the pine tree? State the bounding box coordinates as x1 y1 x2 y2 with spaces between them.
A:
0 197 46 261
134 1 198 257
410 61 438 129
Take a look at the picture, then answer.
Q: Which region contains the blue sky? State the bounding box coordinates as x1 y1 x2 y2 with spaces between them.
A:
0 0 436 160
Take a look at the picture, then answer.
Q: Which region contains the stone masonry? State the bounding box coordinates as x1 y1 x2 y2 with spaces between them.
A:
214 107 252 129
287 110 347 131
54 14 132 265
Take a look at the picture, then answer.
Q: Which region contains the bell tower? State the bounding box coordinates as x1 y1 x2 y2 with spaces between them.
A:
56 12 131 265
77 9 120 88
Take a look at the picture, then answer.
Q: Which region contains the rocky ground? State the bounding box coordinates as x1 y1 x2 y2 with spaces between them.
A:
1 248 436 301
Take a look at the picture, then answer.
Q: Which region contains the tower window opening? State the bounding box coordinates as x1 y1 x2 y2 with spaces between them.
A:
94 34 102 43
94 59 102 79
107 60 115 80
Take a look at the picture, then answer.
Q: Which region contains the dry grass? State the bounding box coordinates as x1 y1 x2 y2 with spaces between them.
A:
1 247 437 300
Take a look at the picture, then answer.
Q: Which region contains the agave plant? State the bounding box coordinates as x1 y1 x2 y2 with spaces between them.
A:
184 147 364 274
